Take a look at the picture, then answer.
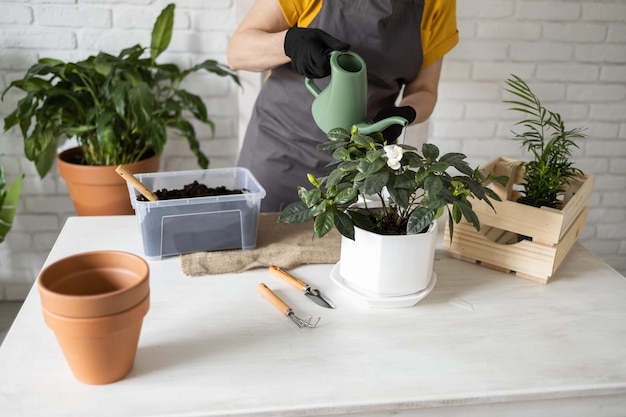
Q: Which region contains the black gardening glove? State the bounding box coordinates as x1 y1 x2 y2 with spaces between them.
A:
373 106 417 143
284 27 350 78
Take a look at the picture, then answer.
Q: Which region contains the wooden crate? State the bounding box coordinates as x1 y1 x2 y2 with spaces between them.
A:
444 157 594 284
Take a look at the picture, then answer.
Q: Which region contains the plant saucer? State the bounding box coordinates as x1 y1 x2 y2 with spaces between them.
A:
330 262 437 308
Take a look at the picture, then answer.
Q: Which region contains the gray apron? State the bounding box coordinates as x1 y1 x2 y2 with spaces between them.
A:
238 0 424 212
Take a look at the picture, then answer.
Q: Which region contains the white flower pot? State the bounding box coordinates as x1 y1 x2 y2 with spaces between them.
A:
337 221 438 298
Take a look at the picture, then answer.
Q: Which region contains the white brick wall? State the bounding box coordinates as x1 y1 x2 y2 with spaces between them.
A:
0 0 624 300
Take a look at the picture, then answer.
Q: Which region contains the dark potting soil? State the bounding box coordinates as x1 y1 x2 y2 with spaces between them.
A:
137 181 246 201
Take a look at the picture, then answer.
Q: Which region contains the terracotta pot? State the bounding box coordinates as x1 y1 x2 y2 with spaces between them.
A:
38 251 150 318
338 222 438 297
57 147 160 216
37 251 150 385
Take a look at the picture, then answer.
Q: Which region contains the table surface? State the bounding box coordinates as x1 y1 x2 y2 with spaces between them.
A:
1 216 626 417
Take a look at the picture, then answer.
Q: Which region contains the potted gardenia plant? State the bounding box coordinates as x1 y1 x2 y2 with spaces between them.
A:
2 3 240 215
445 75 594 284
0 165 23 244
278 127 504 307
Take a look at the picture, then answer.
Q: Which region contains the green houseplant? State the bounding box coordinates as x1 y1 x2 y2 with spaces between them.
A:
2 3 240 179
278 127 505 306
0 165 23 243
444 75 593 284
504 74 585 208
278 127 504 240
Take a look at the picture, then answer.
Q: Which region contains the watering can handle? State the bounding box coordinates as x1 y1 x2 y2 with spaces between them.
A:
305 50 344 97
304 77 321 97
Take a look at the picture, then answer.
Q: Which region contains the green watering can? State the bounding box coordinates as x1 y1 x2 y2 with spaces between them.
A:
305 50 408 135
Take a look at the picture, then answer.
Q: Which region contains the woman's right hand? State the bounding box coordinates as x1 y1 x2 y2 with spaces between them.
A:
283 28 349 78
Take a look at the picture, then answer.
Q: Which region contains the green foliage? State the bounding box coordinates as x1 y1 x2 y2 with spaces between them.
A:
2 4 240 178
0 166 23 244
278 127 504 240
504 75 585 208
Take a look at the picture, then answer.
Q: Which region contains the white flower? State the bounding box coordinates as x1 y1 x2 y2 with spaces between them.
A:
384 145 403 170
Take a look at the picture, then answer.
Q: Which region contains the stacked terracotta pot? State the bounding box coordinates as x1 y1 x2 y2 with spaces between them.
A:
38 251 150 384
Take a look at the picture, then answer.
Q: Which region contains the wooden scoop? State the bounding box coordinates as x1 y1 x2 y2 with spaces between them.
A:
115 165 158 202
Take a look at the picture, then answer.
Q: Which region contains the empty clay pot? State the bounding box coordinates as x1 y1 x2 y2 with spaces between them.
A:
38 251 150 318
37 251 150 384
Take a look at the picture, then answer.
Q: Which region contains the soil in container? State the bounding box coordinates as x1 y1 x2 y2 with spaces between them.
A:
137 181 246 201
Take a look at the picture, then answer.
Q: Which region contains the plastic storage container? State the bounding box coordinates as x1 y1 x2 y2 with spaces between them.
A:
127 168 266 259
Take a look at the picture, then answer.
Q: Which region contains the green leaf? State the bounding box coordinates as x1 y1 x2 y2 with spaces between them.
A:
452 202 462 223
446 212 455 242
13 78 51 92
175 90 209 123
349 210 375 231
334 210 354 240
298 187 322 207
439 152 466 165
403 151 424 168
34 136 58 179
278 201 312 223
352 133 374 148
357 157 386 175
338 160 359 172
187 60 240 86
312 199 328 216
391 170 417 189
366 148 385 162
334 187 358 205
95 114 116 164
456 199 480 231
325 168 347 188
362 170 389 195
387 187 411 209
110 81 129 116
317 140 346 152
422 143 439 160
151 3 175 62
327 128 350 141
314 211 334 238
451 159 474 176
407 207 436 234
429 161 450 172
0 172 23 244
128 82 154 124
424 175 443 196
168 117 208 168
333 147 351 161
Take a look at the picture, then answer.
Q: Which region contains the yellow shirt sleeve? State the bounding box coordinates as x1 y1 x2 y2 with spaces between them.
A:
278 0 322 28
421 0 459 67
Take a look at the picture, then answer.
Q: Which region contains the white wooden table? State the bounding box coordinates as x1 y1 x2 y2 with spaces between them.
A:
1 216 626 417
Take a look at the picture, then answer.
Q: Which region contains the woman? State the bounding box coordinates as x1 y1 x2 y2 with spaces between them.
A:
228 0 458 212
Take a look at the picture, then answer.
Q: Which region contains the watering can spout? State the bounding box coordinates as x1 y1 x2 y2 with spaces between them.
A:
353 116 408 135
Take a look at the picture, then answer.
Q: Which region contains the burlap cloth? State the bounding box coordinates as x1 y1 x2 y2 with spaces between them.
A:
180 212 341 276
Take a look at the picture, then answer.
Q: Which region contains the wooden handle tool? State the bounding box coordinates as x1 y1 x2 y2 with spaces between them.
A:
258 283 290 315
115 165 158 202
269 265 307 291
257 283 320 328
268 265 336 309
